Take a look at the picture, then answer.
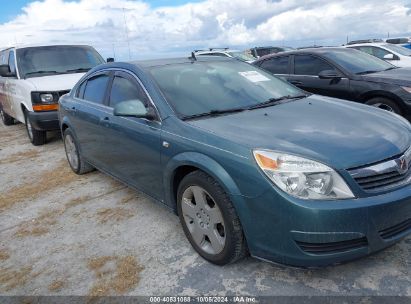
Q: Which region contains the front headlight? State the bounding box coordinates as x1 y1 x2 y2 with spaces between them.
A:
40 93 54 103
253 150 355 200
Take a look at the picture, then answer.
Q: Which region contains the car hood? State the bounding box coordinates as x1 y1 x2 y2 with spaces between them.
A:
188 95 411 169
361 67 411 86
25 73 85 91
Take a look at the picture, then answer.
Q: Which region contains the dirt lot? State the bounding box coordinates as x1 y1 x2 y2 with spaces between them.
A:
0 122 410 296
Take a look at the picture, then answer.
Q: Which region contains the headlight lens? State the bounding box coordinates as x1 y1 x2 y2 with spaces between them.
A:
401 86 411 94
253 150 355 200
40 93 54 103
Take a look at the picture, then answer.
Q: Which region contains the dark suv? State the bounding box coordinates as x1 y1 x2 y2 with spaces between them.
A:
253 47 411 119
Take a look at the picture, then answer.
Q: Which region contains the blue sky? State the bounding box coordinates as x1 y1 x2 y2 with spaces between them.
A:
0 0 410 60
0 0 202 23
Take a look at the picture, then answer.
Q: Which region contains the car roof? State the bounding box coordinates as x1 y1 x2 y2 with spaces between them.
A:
3 43 95 50
130 55 235 68
255 47 351 62
345 42 388 47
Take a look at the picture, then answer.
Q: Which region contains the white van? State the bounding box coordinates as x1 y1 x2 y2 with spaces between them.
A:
0 44 106 145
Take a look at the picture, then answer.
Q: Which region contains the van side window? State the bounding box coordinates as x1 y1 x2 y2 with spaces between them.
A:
109 76 149 108
8 51 16 76
83 74 109 104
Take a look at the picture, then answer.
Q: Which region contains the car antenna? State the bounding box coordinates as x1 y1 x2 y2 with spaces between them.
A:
190 51 197 61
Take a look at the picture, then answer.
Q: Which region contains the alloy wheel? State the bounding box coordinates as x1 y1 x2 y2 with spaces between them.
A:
64 134 79 170
372 102 394 112
181 185 226 255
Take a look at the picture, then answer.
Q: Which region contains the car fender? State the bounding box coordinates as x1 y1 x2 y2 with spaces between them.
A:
163 151 243 209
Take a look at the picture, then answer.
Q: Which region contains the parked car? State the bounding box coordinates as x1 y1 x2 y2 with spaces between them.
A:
0 44 105 145
253 47 411 119
59 56 411 267
344 43 411 68
346 38 384 45
248 46 294 58
386 37 411 49
195 48 255 63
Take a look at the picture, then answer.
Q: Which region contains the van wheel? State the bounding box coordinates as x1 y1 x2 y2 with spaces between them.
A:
177 170 247 265
63 128 94 175
365 97 402 115
24 111 46 146
0 107 14 126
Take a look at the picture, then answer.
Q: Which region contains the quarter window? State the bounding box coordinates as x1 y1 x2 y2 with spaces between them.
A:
260 56 289 74
294 55 336 76
76 81 87 99
109 75 149 108
83 74 109 104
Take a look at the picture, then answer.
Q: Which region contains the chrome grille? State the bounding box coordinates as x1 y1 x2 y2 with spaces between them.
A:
348 146 411 192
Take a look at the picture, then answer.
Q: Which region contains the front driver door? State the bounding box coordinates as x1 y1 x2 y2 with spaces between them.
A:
288 54 351 99
101 71 163 200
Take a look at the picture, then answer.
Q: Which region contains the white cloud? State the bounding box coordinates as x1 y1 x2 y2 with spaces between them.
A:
0 0 410 60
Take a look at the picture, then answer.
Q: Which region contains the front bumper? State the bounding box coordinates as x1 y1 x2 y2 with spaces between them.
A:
27 110 60 131
236 183 411 267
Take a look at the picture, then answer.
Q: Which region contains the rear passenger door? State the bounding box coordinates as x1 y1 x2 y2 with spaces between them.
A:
288 54 351 99
257 56 290 81
72 71 112 169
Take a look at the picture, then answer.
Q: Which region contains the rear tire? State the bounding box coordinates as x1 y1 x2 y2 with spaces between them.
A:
177 170 247 265
365 97 402 115
24 110 46 146
63 128 94 175
0 107 14 126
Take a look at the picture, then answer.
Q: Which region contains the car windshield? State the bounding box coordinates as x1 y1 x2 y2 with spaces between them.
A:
17 45 105 79
149 60 304 118
323 49 395 74
383 44 411 56
228 52 256 62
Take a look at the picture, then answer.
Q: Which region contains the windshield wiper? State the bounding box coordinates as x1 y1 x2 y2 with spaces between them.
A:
355 70 379 75
384 67 399 71
248 95 307 110
65 68 91 73
24 70 60 77
182 107 246 120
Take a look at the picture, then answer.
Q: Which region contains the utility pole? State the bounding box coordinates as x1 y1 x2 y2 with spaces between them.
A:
123 8 132 60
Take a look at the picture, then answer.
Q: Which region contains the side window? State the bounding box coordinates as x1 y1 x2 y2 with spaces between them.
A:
109 75 149 108
260 56 289 74
357 46 374 56
83 74 109 104
370 47 390 59
0 50 8 65
76 81 87 99
8 51 16 75
294 55 335 76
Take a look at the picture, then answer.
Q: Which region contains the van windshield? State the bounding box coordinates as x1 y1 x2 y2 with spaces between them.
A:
17 45 104 79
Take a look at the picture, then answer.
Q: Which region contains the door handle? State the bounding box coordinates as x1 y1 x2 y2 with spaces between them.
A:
103 117 109 121
289 80 303 86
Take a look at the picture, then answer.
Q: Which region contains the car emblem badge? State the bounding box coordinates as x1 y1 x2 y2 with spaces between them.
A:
396 156 408 175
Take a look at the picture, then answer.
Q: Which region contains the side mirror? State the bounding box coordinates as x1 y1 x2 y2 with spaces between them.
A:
107 58 115 63
318 70 341 79
0 64 16 77
383 53 395 60
113 99 156 120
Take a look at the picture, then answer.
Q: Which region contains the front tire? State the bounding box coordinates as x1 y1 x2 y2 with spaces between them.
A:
63 128 94 175
177 170 247 265
0 107 14 126
365 97 402 115
24 110 46 146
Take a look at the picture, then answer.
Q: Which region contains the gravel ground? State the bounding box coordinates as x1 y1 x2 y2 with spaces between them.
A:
0 122 410 297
